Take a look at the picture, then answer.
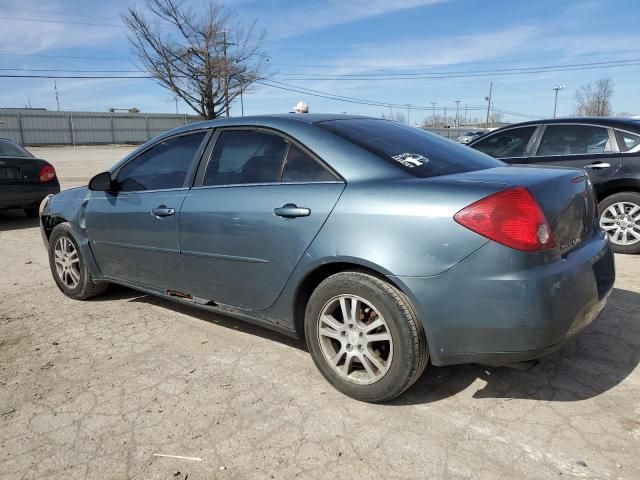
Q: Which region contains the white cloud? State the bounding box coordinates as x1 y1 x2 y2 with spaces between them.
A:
0 0 125 54
267 0 448 39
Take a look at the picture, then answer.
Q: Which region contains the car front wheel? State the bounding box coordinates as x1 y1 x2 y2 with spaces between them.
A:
599 192 640 254
48 223 108 300
305 271 428 402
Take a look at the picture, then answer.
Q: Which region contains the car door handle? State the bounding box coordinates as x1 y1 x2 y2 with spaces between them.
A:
274 203 311 218
151 206 175 217
584 162 611 170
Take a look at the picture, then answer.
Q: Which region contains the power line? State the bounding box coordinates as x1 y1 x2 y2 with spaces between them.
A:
263 44 640 68
269 59 640 80
0 15 123 28
0 74 148 79
5 56 640 81
0 73 547 119
0 52 132 61
0 6 115 21
274 58 640 78
0 68 142 73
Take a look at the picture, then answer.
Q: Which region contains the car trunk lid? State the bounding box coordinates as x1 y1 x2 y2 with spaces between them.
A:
0 157 50 184
444 166 596 255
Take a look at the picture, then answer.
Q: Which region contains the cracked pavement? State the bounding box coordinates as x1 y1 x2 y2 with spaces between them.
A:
1 146 639 479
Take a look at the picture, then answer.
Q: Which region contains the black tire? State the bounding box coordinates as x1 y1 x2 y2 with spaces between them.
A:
23 206 39 218
598 192 640 255
48 222 108 300
305 271 428 403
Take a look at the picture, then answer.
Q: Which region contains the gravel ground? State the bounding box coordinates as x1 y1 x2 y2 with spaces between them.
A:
1 145 639 479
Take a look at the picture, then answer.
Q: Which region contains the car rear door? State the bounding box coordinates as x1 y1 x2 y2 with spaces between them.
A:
528 124 623 185
179 128 345 310
84 130 209 291
469 125 539 164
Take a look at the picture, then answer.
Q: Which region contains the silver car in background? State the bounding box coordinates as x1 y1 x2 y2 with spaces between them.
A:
457 131 486 144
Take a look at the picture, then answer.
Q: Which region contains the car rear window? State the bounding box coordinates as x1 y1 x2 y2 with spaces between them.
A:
0 139 31 157
317 119 503 178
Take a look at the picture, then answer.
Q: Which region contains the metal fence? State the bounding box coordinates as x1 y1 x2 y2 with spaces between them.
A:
0 109 203 146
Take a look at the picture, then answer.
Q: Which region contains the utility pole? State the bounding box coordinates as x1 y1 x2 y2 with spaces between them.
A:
464 104 468 126
406 104 411 124
431 102 436 127
552 85 565 118
222 30 229 117
455 100 460 128
444 106 447 126
54 81 60 111
485 82 493 129
174 97 178 114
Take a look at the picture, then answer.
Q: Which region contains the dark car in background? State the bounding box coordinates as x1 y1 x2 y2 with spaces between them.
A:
39 115 614 402
469 117 640 254
0 138 60 217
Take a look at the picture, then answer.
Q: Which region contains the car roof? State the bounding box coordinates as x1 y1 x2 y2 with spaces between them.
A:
490 116 640 132
183 113 376 130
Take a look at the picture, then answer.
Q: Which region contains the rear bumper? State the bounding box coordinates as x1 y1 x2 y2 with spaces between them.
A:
392 230 615 367
0 182 60 209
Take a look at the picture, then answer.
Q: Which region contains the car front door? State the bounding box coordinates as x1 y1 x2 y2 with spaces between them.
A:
179 128 345 310
529 124 623 185
85 130 209 291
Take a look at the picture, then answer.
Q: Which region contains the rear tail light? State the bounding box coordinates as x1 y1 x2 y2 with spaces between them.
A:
39 165 56 182
454 186 556 252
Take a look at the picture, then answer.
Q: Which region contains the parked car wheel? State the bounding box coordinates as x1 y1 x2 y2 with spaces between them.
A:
599 192 640 254
305 271 428 402
48 223 108 300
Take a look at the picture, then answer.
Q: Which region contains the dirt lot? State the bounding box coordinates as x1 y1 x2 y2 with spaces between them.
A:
1 146 639 479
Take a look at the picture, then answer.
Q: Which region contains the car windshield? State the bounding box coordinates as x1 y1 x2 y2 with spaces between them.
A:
0 139 31 157
317 119 503 178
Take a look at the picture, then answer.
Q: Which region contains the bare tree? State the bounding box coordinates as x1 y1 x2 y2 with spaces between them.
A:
122 0 268 119
575 78 613 116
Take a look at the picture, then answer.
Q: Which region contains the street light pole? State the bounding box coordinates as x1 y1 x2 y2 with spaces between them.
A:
222 30 229 117
552 85 565 118
431 102 436 127
455 100 460 128
485 82 493 130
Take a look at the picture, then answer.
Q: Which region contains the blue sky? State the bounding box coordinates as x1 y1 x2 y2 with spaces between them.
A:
1 0 639 123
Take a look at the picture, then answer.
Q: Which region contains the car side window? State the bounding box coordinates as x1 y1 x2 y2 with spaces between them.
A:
471 127 536 158
534 125 612 156
282 145 336 182
117 132 206 192
616 130 640 152
203 130 288 186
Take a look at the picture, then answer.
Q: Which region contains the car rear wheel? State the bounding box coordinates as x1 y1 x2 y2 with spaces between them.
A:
305 271 428 402
599 192 640 254
48 223 108 300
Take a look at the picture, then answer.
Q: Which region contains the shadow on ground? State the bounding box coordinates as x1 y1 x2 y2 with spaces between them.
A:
95 285 639 405
396 287 640 405
0 210 39 232
97 284 305 351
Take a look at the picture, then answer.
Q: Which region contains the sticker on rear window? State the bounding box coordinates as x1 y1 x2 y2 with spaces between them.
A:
391 153 427 168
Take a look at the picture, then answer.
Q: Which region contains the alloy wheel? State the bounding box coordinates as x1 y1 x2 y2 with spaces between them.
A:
53 236 81 288
317 294 393 385
600 201 640 246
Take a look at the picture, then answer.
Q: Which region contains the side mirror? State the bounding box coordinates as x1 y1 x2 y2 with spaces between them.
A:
88 171 115 192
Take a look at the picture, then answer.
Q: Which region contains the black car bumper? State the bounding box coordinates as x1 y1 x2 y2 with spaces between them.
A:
0 182 60 210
